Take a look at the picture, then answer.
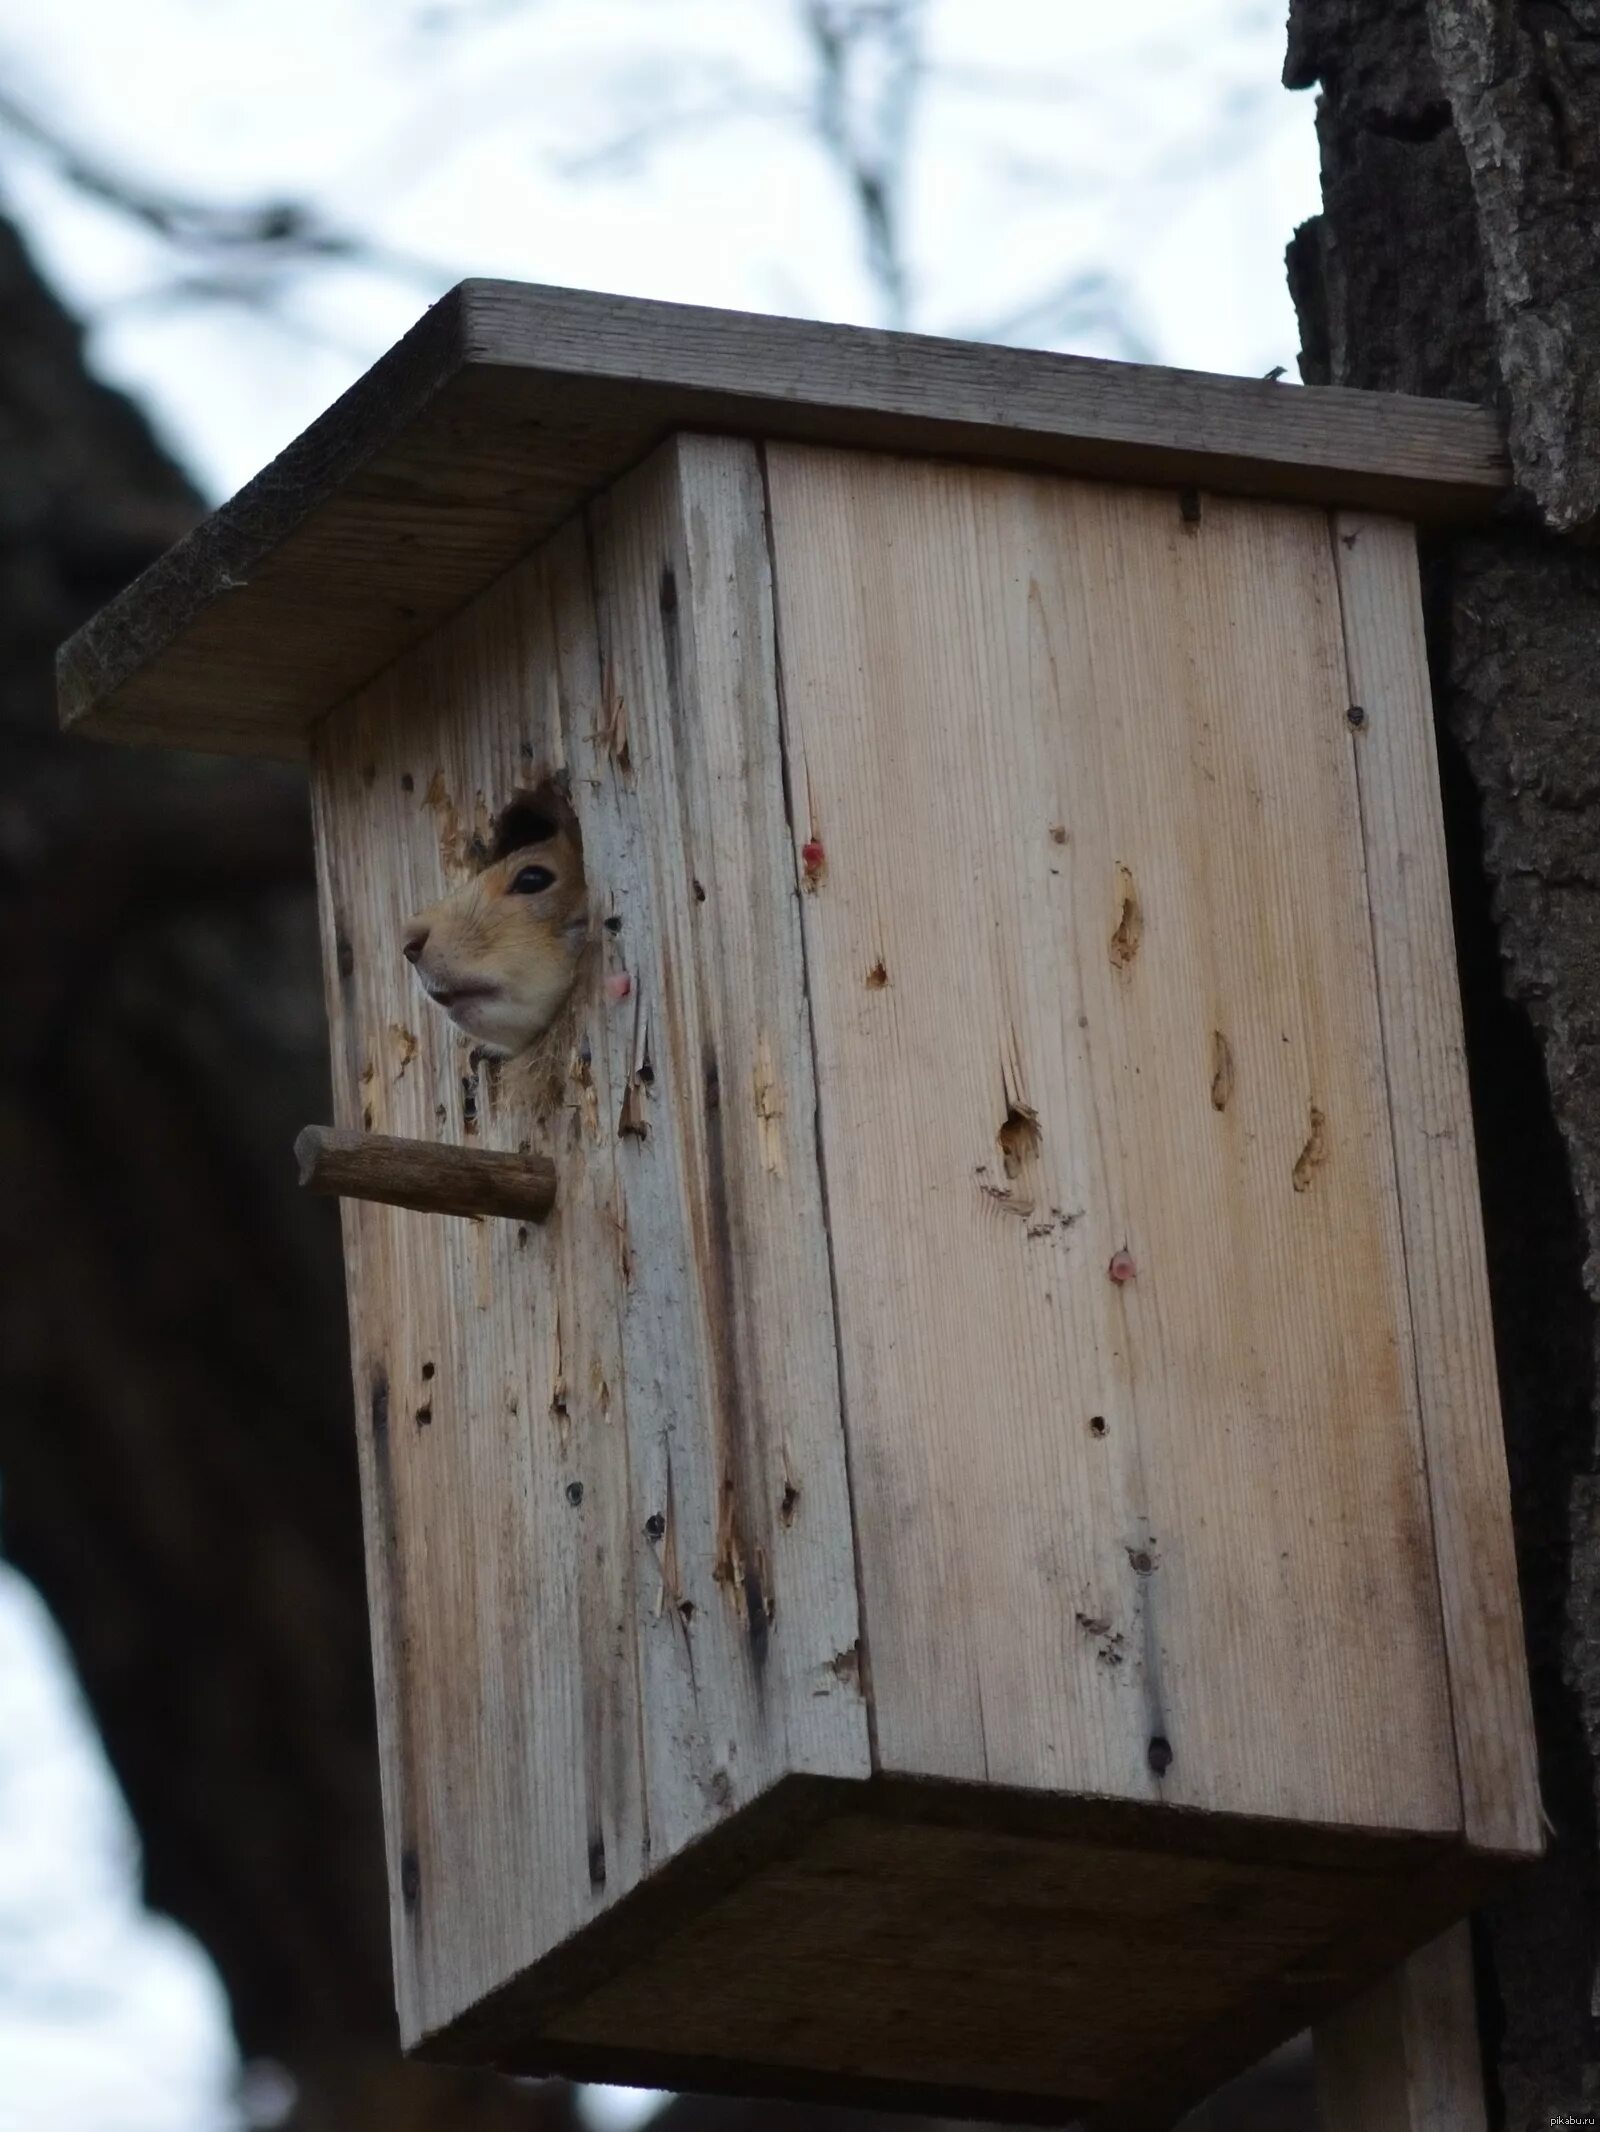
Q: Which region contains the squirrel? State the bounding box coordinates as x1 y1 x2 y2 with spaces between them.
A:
402 790 588 1058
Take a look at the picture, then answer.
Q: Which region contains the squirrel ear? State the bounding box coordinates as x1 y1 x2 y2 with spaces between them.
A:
491 779 579 864
492 800 557 859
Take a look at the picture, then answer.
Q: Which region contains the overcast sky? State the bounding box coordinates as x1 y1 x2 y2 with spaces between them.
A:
2 0 1317 498
0 5 1319 2125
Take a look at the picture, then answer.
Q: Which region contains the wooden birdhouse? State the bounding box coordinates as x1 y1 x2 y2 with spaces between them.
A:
60 283 1542 2128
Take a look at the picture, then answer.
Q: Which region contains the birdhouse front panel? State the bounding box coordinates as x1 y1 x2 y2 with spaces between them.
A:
761 447 1455 1828
58 285 1540 2127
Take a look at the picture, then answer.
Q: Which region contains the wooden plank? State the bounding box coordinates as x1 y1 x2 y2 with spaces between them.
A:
1314 1925 1488 2131
412 1770 1491 2126
70 287 470 759
58 280 1509 758
583 433 869 1865
547 1812 1369 2104
310 518 645 2045
764 445 1459 1833
310 434 867 2047
1332 511 1543 1858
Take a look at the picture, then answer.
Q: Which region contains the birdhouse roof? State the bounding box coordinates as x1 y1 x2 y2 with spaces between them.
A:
57 279 1509 759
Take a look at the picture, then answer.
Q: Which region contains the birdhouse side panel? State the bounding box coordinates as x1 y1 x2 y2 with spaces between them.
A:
766 444 1460 1836
310 439 868 2046
311 528 644 2043
1330 511 1540 1858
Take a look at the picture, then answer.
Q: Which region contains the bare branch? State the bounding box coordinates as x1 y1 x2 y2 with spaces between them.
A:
799 0 927 329
0 89 451 298
100 274 387 363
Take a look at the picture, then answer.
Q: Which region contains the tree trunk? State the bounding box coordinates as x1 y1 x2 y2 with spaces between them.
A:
1286 3 1600 2124
0 210 586 2128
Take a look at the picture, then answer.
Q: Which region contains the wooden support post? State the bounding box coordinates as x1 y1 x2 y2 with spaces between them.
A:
294 1125 557 1225
1313 1925 1487 2132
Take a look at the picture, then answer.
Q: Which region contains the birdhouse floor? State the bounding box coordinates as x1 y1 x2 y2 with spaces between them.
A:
421 1773 1495 2129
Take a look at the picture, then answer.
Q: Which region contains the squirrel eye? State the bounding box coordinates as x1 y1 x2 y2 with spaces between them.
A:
511 864 556 895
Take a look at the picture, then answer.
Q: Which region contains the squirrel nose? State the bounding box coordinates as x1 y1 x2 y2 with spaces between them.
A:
402 924 427 965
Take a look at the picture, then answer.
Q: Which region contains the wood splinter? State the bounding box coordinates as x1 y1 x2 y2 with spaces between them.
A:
294 1125 557 1225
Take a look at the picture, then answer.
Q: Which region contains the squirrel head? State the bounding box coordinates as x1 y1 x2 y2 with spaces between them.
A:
402 791 588 1057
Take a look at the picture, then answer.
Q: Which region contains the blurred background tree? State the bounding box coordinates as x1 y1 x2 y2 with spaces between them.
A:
1285 4 1600 2125
12 2 1600 2128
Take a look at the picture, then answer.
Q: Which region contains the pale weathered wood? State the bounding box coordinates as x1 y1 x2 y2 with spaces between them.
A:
582 434 869 1864
1314 1924 1488 2132
310 434 866 2049
294 1124 557 1223
311 520 645 2046
765 445 1458 1832
1332 511 1543 1859
57 280 1510 758
287 427 1537 2115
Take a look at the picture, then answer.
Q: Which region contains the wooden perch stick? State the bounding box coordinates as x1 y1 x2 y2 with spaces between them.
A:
294 1126 557 1225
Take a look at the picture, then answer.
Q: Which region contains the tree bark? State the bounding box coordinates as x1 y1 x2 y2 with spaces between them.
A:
0 211 586 2127
1286 4 1600 2124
